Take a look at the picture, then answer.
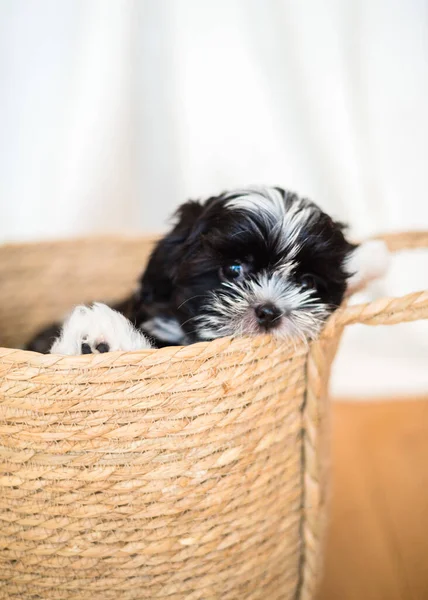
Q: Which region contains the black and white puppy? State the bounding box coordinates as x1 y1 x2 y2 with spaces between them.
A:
28 186 389 354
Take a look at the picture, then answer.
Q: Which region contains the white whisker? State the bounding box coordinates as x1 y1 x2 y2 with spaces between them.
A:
195 271 328 343
177 295 206 309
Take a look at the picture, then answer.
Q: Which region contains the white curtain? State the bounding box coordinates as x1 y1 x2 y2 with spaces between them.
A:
1 0 427 395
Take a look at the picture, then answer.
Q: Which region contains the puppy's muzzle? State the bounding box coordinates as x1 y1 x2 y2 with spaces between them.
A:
255 303 281 330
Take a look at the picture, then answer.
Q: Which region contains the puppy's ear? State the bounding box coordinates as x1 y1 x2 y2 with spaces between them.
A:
345 239 390 295
166 200 207 249
139 200 206 304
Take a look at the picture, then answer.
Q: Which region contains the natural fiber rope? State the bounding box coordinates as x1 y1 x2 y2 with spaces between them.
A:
325 289 428 333
0 230 426 600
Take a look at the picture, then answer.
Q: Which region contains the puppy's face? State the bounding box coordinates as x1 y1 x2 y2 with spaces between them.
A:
137 187 356 344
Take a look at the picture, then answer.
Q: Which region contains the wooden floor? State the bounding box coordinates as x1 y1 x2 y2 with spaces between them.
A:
317 397 428 600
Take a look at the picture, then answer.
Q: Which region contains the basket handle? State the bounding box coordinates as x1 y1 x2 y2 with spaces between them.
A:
323 231 428 334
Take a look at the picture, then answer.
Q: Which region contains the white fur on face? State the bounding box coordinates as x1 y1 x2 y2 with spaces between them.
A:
195 272 328 344
50 302 152 354
224 186 314 256
142 315 186 344
345 240 390 294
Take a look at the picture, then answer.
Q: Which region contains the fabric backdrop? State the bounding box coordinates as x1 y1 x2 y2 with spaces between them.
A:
1 0 427 395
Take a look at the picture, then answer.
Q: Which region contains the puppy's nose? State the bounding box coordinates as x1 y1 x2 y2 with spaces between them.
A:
255 304 281 329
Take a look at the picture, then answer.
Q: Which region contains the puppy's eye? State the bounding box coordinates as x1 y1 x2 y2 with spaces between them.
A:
299 275 318 290
220 263 244 282
141 289 153 304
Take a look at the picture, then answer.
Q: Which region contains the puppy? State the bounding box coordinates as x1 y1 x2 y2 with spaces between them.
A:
27 186 389 354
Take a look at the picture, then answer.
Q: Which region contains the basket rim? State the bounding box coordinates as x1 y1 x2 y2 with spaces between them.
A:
0 333 308 369
0 232 163 249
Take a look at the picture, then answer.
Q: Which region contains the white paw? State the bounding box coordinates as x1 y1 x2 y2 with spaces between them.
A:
50 302 152 355
345 240 390 295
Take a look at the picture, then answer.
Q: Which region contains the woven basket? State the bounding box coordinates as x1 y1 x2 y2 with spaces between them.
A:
0 232 427 600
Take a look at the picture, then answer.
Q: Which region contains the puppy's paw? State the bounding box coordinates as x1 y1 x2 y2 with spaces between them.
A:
50 302 152 355
345 240 390 295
